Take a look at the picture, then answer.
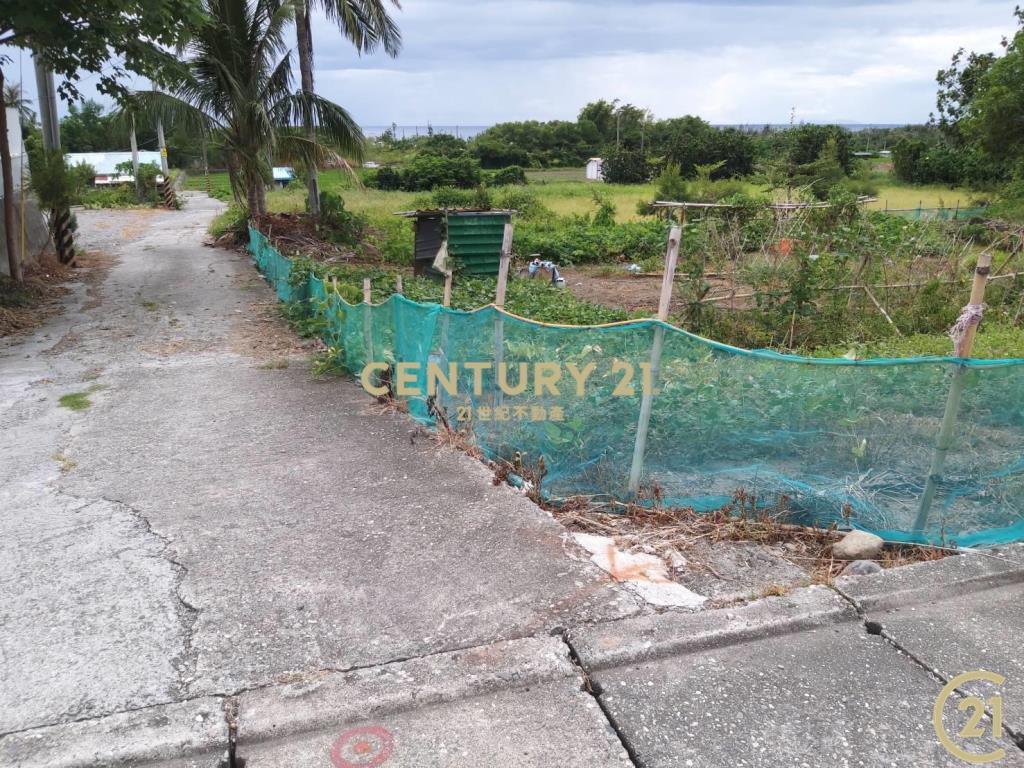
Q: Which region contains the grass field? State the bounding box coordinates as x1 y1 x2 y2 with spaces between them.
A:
184 167 980 223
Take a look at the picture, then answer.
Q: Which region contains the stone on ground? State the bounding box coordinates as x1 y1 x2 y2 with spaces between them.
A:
832 529 884 560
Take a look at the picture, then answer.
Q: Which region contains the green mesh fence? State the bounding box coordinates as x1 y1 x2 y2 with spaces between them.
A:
249 227 1024 547
884 206 988 221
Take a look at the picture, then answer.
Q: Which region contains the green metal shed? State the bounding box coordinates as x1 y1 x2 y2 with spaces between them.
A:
397 209 514 277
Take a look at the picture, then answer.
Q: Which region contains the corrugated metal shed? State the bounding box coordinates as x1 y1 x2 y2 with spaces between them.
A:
397 209 514 277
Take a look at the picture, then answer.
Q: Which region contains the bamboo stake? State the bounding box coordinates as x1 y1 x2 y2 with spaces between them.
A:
861 285 902 336
494 223 513 408
438 270 453 397
362 277 375 366
392 274 403 365
628 222 683 494
495 223 513 307
913 251 993 534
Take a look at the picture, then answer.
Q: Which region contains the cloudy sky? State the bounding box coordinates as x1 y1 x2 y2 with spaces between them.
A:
3 0 1018 126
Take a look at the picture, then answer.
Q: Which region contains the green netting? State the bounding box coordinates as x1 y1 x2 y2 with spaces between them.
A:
249 227 1024 547
885 206 988 221
249 228 306 303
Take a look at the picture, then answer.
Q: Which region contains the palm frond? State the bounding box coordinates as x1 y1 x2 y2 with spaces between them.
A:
313 0 402 57
270 92 365 161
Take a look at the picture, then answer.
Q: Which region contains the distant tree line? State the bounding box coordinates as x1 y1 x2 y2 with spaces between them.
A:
369 100 881 192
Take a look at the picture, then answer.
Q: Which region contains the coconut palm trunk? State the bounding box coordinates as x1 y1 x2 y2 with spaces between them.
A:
129 0 367 222
293 0 402 218
295 1 320 216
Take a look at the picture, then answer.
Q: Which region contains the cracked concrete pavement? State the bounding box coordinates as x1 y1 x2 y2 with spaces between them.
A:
2 194 1023 767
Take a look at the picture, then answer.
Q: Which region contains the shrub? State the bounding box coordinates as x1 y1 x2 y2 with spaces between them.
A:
371 166 403 191
413 185 493 210
363 213 414 265
654 164 688 202
27 148 79 209
81 184 138 209
495 187 554 222
313 191 366 245
398 154 482 191
69 162 96 192
491 165 527 186
209 203 248 241
601 148 652 184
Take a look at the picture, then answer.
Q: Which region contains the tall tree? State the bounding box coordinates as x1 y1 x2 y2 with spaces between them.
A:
955 9 1024 164
0 68 21 281
134 0 364 217
294 0 401 216
3 82 35 127
0 0 206 100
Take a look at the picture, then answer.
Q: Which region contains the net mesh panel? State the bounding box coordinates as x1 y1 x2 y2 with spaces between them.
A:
886 207 988 222
250 227 1024 546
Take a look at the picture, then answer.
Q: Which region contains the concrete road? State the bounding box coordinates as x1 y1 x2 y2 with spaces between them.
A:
0 196 637 766
2 195 1023 767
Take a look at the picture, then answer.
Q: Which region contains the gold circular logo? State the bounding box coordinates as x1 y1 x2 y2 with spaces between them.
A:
932 670 1006 764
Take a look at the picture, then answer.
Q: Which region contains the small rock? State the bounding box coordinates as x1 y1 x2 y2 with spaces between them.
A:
843 559 883 576
663 547 688 571
833 530 884 560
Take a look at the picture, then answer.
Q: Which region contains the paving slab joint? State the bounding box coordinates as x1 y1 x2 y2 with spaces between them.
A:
831 582 1024 753
560 632 644 768
223 697 240 768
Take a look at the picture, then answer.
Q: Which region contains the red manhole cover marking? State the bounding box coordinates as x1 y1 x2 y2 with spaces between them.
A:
331 725 394 768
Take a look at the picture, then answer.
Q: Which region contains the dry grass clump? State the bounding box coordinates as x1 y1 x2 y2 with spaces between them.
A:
0 256 79 337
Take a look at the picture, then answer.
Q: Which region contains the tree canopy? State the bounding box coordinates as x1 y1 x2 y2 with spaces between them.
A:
0 0 208 100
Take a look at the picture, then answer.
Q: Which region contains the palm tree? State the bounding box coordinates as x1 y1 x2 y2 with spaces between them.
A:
133 0 364 217
294 0 401 216
3 82 36 127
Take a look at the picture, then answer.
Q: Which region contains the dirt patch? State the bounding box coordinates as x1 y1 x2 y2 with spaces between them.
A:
564 265 756 316
551 495 949 596
229 298 311 360
118 208 162 241
77 250 119 311
140 338 217 357
254 213 359 263
0 257 75 338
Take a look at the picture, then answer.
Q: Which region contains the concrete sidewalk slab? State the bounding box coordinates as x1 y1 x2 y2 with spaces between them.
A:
59 358 639 696
582 608 1024 766
839 546 1024 734
234 635 633 767
238 679 631 768
0 197 639 740
569 585 849 671
236 636 577 743
0 697 227 768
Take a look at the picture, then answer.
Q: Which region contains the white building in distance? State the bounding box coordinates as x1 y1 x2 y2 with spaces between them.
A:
66 151 163 185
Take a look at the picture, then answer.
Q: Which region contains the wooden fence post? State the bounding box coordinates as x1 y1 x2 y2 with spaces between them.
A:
913 250 993 533
494 222 513 408
362 277 375 366
628 223 683 494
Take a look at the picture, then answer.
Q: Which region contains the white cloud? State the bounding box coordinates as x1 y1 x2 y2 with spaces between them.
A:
2 0 1017 126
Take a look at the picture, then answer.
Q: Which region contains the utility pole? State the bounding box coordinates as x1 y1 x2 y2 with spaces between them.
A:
156 119 169 176
33 57 60 151
33 56 74 264
129 114 141 197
